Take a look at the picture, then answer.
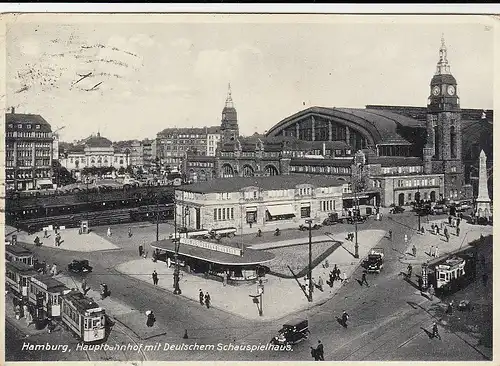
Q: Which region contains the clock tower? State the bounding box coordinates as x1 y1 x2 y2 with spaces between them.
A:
424 35 464 200
220 83 239 143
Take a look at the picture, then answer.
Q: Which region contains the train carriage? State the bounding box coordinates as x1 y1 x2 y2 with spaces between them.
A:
60 290 106 343
5 245 34 266
6 261 38 300
28 275 67 317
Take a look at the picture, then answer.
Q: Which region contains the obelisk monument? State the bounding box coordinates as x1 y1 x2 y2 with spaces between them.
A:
475 149 492 218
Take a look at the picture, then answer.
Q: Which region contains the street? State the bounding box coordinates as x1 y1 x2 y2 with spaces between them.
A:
5 211 492 361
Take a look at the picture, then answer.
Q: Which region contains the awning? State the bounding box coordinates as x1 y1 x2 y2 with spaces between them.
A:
267 204 296 216
37 179 53 185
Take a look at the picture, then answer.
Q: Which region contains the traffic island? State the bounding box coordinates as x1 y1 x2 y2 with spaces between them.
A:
114 229 386 321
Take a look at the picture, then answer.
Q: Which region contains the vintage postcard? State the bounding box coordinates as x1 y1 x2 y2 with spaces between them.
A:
1 11 497 364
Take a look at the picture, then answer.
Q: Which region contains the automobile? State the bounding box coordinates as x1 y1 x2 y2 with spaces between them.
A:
431 204 448 215
365 248 384 273
67 259 93 274
299 223 322 231
455 200 472 212
389 206 405 214
270 318 310 346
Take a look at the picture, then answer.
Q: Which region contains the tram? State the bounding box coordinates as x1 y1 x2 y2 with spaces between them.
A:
5 245 34 266
61 290 107 343
28 275 67 317
5 261 37 299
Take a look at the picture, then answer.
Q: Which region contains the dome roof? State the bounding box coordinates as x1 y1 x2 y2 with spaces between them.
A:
84 133 112 148
431 74 456 85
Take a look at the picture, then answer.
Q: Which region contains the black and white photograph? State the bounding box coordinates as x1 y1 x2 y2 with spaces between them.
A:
2 11 496 363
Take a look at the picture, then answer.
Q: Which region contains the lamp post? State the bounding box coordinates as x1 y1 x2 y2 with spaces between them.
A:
417 185 421 233
353 187 359 259
305 218 313 302
173 196 182 295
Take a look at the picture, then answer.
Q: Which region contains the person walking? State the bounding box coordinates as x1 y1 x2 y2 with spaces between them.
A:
152 270 158 286
341 272 347 283
418 276 423 291
435 245 440 258
146 310 156 327
128 227 133 238
316 340 324 361
388 230 392 240
430 245 435 257
361 273 370 287
428 284 435 301
333 265 338 281
446 301 454 314
107 227 112 237
44 229 48 238
317 276 324 292
456 226 460 236
199 289 204 305
407 264 413 278
432 322 441 340
139 244 144 257
444 228 449 242
412 244 417 257
341 310 349 327
204 292 211 309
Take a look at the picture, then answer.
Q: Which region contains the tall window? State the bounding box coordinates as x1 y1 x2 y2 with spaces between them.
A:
450 126 457 158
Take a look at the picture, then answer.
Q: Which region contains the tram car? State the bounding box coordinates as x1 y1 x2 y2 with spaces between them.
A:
60 289 107 343
5 245 34 266
28 274 67 317
5 261 38 300
435 256 466 290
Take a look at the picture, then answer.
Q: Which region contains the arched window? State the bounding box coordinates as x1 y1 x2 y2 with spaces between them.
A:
222 164 234 178
264 165 279 176
242 165 255 177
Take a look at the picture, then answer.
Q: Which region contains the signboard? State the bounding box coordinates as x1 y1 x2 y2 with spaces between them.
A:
180 238 242 256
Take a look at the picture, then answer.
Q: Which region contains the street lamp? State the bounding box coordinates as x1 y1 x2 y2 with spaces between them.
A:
173 196 181 295
305 218 313 302
417 185 421 234
353 186 360 259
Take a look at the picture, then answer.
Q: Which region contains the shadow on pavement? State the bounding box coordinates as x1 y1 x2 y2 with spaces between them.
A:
420 327 434 339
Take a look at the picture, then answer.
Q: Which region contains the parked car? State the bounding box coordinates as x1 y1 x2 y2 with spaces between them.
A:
431 204 448 215
299 223 322 231
67 259 93 274
455 200 473 212
390 206 405 214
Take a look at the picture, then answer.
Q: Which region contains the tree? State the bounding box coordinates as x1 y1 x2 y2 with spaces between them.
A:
118 166 126 175
52 160 76 186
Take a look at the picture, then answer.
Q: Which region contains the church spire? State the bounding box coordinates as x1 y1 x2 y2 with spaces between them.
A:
225 82 234 109
436 34 451 75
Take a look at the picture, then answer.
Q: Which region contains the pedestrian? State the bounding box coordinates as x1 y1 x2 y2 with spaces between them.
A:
204 292 211 309
223 272 228 287
44 229 48 238
199 289 204 305
341 272 347 283
332 265 338 280
361 273 369 287
311 346 319 361
456 226 460 236
152 270 158 286
430 245 435 257
412 245 417 257
432 322 441 340
444 228 449 242
341 310 349 327
428 284 435 300
167 256 171 268
316 340 324 361
446 301 453 314
318 276 324 292
448 216 452 225
388 230 393 240
50 264 58 276
107 227 112 237
435 245 439 258
418 276 423 291
457 218 461 227
82 279 90 295
128 227 133 238
407 264 413 278
146 310 156 327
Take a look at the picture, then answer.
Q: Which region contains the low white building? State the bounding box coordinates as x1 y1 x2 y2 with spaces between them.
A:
175 175 346 234
60 133 130 173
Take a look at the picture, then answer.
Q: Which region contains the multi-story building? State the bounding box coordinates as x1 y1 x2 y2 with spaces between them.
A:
206 126 221 156
175 175 345 234
130 140 144 168
60 132 130 177
5 108 54 191
155 126 221 170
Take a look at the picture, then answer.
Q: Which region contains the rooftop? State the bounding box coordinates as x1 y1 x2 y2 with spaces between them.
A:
6 245 33 256
6 112 52 133
6 261 37 273
178 174 346 193
33 274 67 291
151 240 275 266
63 290 101 313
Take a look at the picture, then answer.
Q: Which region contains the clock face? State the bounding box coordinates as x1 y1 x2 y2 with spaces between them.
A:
447 85 456 96
432 86 440 96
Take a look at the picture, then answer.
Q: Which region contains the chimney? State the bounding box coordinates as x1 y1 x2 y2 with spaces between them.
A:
11 107 15 114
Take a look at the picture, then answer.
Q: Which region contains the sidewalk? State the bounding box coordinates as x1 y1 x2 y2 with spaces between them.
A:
53 273 173 340
248 234 342 250
399 219 493 265
13 228 120 252
115 229 386 321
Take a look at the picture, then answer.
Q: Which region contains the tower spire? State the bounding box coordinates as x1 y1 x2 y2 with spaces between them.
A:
225 82 234 109
436 34 451 75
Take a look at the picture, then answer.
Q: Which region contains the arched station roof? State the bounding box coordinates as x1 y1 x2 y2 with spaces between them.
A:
266 107 425 145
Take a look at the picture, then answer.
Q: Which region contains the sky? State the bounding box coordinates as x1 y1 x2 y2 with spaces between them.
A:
5 14 495 142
